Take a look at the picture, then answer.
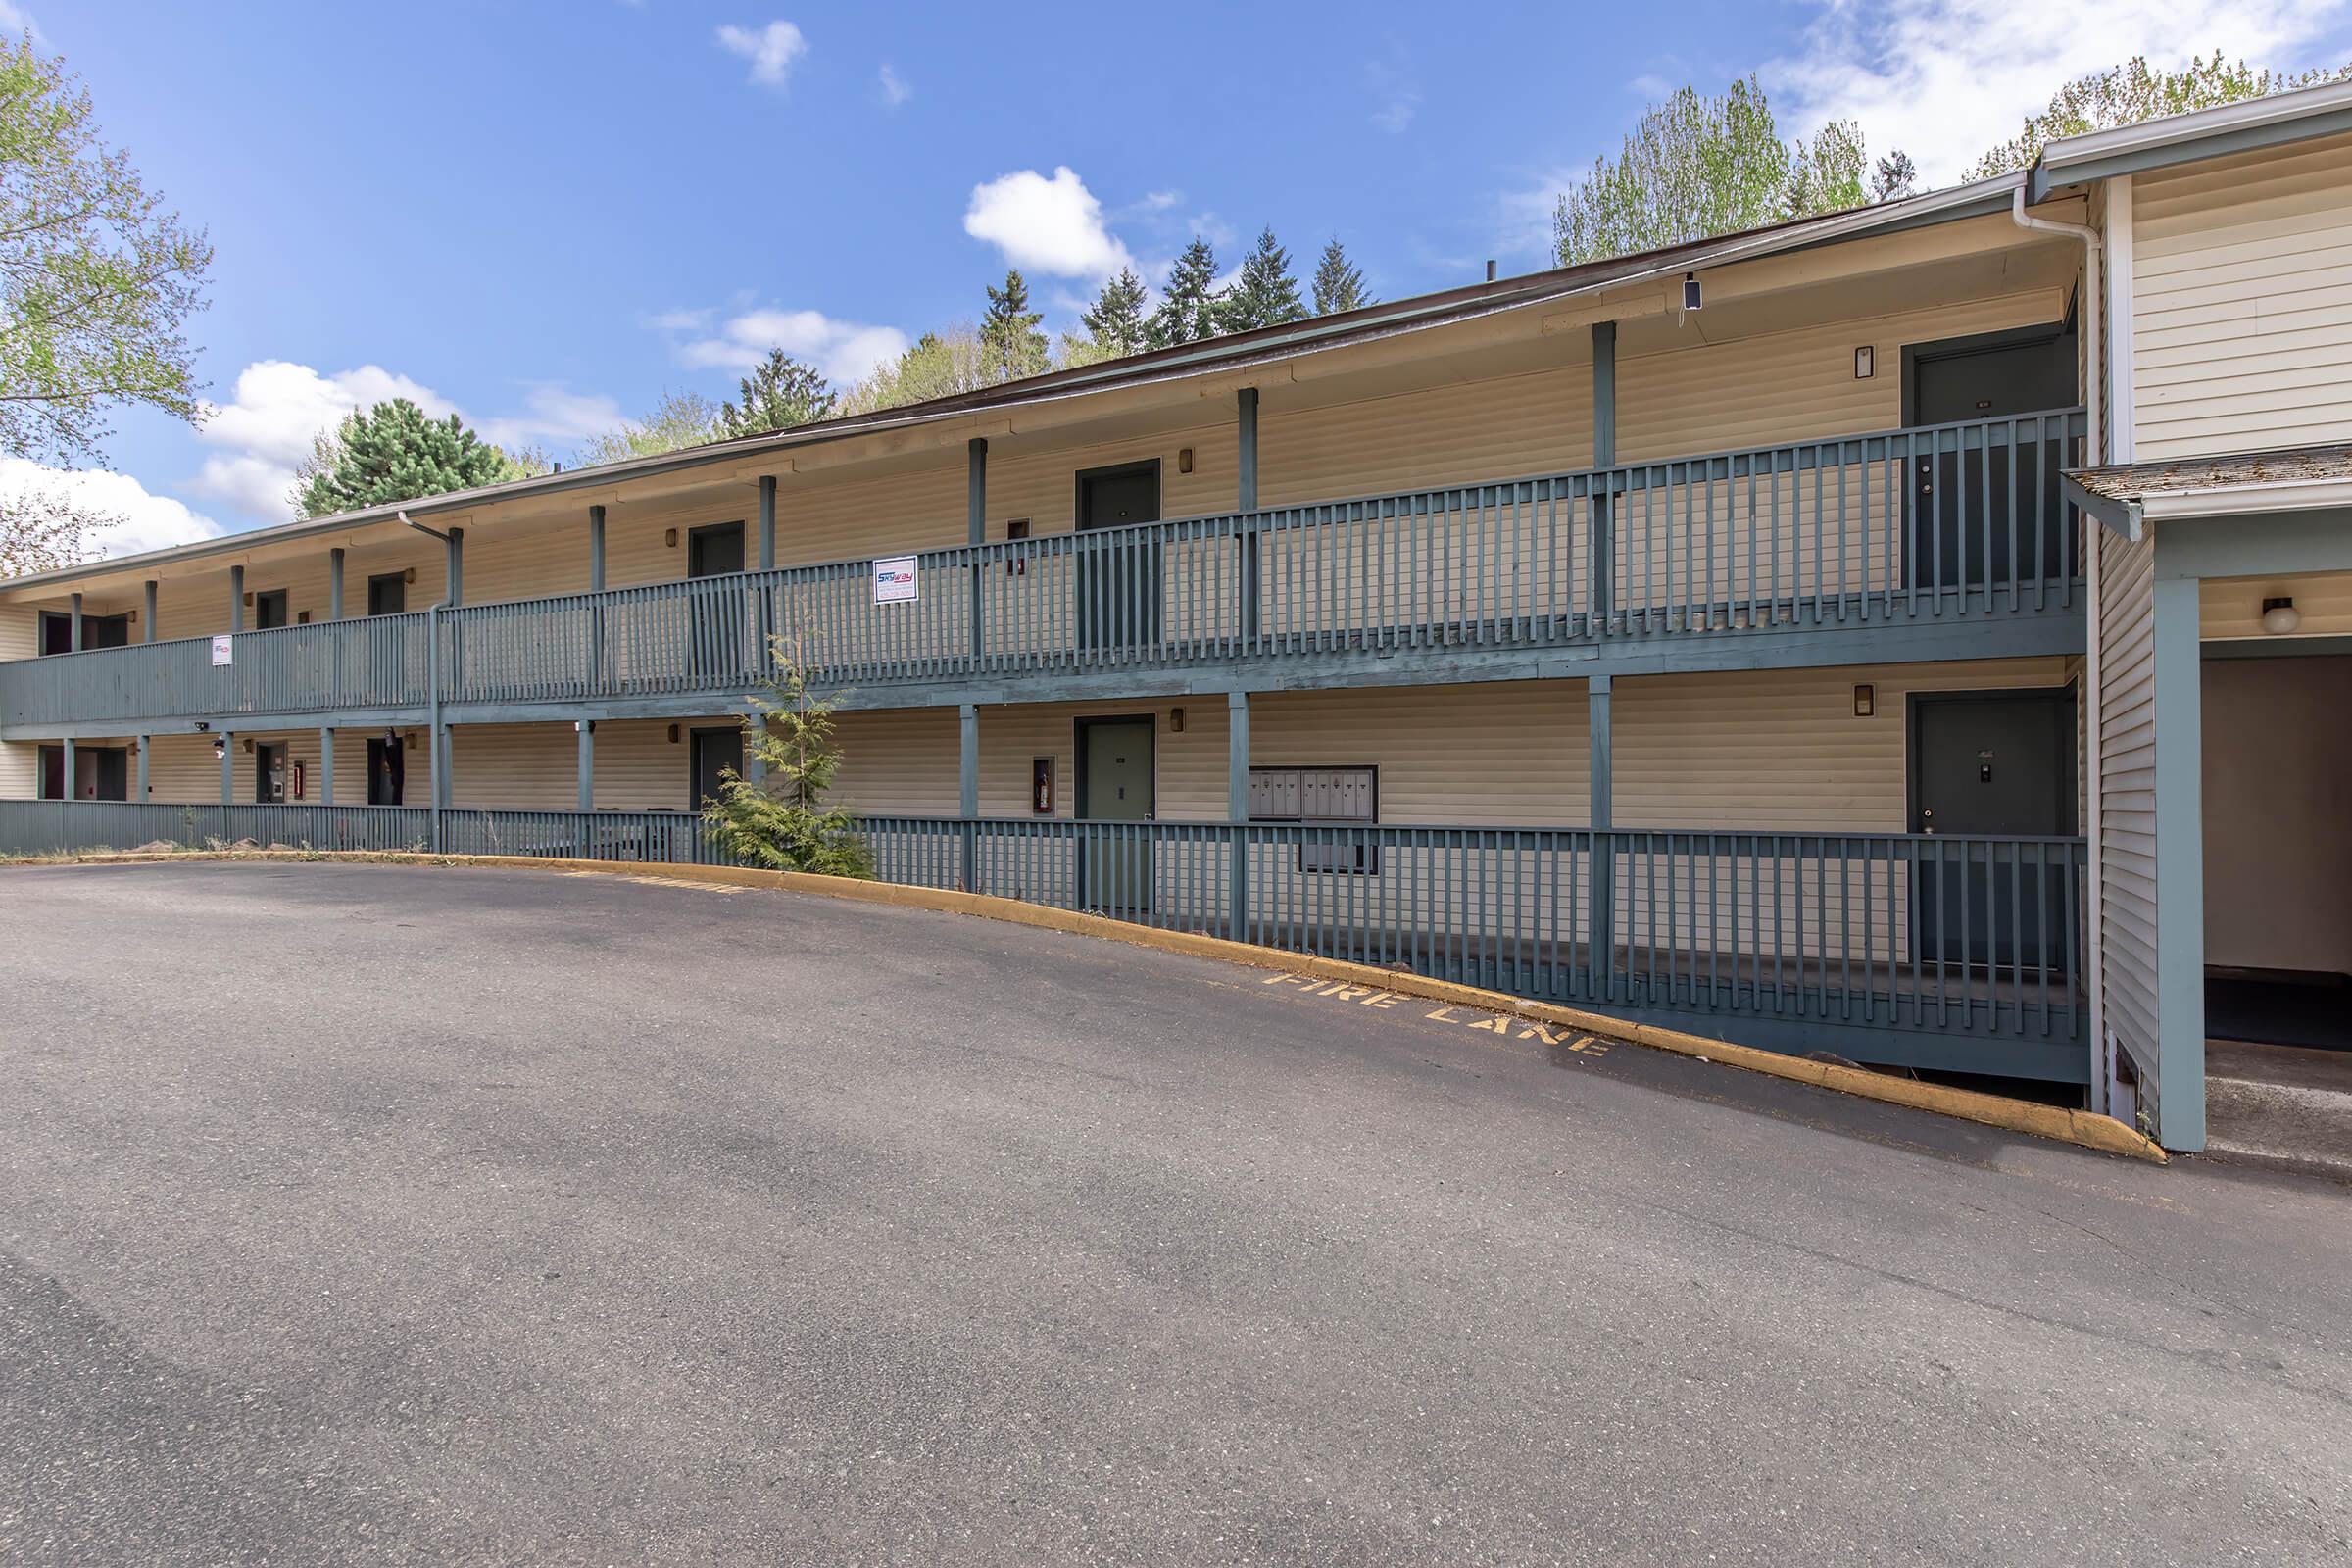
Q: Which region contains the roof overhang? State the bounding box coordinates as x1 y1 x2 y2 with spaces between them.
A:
2030 76 2352 202
4 172 2029 597
2065 448 2352 542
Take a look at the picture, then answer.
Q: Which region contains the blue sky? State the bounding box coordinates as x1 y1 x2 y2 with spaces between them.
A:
22 0 2352 554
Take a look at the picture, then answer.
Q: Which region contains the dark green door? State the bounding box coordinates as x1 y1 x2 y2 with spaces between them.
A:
1077 464 1160 653
1907 327 2077 594
688 522 749 685
1914 691 2073 970
1079 717 1153 915
691 726 743 808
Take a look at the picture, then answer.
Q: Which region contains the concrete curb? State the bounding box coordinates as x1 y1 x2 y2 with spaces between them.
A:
13 848 2168 1165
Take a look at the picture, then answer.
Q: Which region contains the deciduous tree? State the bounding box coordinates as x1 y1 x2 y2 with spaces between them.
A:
0 35 213 466
577 390 724 466
0 480 115 575
1968 53 2351 178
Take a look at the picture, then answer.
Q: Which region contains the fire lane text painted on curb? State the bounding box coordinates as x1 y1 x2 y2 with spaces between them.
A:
1259 972 1612 1056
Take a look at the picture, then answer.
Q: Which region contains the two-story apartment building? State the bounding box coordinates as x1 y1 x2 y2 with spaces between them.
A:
10 82 2351 1151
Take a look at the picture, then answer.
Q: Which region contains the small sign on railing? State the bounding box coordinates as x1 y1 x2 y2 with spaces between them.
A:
210 634 232 666
872 556 917 605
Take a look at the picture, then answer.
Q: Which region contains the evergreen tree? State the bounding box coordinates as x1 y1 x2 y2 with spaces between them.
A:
1219 227 1306 332
1869 150 1918 202
1147 238 1222 349
1310 237 1372 315
292 399 531 519
719 350 837 438
1078 266 1151 360
980 269 1048 381
702 635 873 877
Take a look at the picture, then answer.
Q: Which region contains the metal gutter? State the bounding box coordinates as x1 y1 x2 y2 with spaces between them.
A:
2 173 2026 597
2029 76 2352 202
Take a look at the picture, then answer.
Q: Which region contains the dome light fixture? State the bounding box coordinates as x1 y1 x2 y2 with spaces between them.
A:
2261 596 2301 636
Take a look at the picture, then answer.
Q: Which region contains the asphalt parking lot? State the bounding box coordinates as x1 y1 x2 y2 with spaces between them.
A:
2 861 2347 1565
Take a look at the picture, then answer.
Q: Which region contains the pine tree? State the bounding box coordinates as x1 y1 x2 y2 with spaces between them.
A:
1079 266 1151 360
720 350 837 438
702 634 873 877
293 398 530 519
1147 238 1222 350
1310 237 1371 315
1219 227 1307 332
980 269 1048 381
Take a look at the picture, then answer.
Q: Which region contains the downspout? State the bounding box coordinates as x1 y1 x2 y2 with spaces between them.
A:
2010 181 2107 1115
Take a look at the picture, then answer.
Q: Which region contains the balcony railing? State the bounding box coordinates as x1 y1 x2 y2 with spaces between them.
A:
0 801 2086 1077
2 409 2083 729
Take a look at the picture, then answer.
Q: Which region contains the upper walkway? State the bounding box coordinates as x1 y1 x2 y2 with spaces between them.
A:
1 407 2086 738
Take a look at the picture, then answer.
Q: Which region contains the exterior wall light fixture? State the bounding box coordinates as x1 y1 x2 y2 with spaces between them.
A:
212 734 227 760
2262 596 2301 635
1683 272 1702 312
1853 684 1876 717
1854 345 1875 379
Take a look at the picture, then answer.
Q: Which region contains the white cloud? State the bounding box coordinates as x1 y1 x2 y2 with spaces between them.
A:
676 307 909 385
647 306 715 332
476 383 626 452
189 359 617 523
962 166 1139 280
1138 190 1182 213
716 20 808 88
0 459 224 559
877 62 911 107
0 4 34 38
1767 0 2345 182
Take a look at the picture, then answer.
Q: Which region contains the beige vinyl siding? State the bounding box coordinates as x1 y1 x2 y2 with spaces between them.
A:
2132 131 2352 459
1615 292 2069 462
1259 365 1592 506
0 740 31 799
140 727 383 808
447 718 711 811
147 541 446 645
2098 530 2161 1109
0 607 28 797
1612 659 2074 831
2200 568 2352 639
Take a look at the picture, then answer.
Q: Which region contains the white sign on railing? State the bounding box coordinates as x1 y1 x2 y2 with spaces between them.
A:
872 556 918 605
210 634 233 666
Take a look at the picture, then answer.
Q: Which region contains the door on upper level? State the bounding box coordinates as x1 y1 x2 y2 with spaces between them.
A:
368 573 407 615
1904 324 2077 598
687 521 750 686
1911 689 2074 973
1076 461 1160 654
253 589 289 630
39 612 129 654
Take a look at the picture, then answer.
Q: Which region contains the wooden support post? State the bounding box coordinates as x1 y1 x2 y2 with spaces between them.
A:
135 735 149 800
967 438 986 664
229 565 244 633
1237 387 1260 646
220 734 234 804
445 527 464 606
143 580 157 643
1591 321 1616 634
576 719 594 812
319 727 335 807
588 504 607 692
1589 674 1614 999
1228 688 1250 941
958 702 980 891
329 548 345 619
60 736 74 800
759 474 776 571
69 592 82 653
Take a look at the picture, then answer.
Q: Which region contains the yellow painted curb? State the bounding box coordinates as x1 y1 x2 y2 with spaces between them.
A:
14 848 2166 1164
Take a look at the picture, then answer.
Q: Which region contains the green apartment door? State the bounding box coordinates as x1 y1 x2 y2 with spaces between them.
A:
1905 324 2077 594
1077 462 1160 653
1078 716 1153 915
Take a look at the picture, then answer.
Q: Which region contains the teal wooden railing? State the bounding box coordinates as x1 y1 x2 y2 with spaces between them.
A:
1 409 2083 728
0 802 2086 1074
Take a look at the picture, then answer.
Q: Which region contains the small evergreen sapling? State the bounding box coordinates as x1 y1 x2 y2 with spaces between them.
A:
702 635 873 876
